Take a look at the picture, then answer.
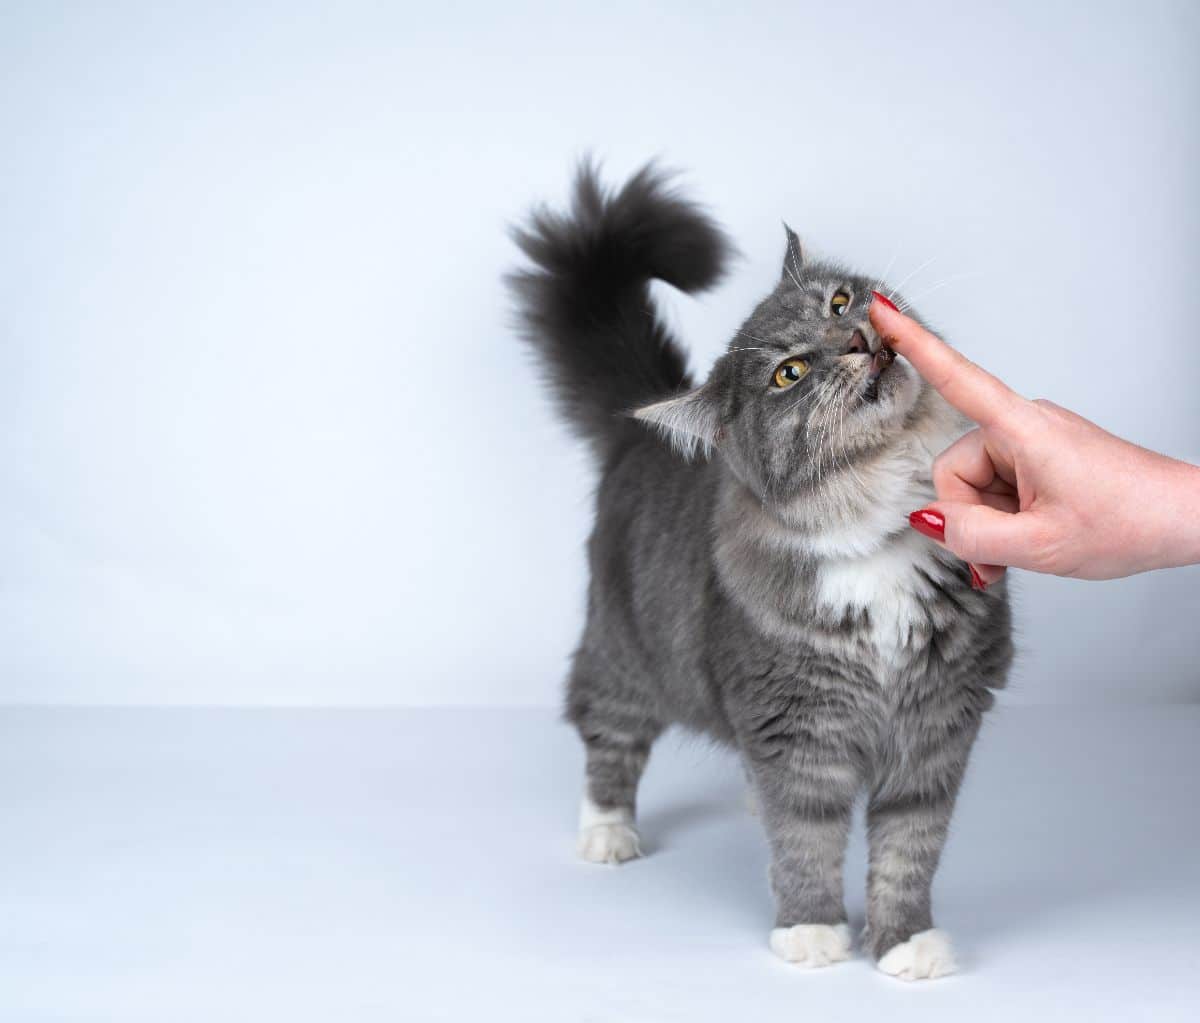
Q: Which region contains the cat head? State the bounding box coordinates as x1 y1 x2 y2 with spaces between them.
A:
635 228 930 504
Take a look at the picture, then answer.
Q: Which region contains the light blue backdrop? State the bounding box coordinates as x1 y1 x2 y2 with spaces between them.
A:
2 1 1197 704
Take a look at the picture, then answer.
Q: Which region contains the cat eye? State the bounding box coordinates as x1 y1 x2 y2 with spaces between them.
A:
831 290 851 316
771 358 809 389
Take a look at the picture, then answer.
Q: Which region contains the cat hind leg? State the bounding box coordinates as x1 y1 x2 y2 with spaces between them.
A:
567 663 661 866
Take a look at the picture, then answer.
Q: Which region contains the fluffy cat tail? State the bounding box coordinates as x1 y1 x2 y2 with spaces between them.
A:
508 161 733 455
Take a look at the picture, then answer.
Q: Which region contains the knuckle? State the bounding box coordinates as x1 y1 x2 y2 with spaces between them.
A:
1009 401 1055 443
1030 397 1068 422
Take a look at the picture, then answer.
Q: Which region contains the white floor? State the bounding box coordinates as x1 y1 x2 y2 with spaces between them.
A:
1 705 1197 1022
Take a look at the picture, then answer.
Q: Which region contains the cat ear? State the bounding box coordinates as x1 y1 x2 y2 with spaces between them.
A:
633 384 722 460
781 222 804 283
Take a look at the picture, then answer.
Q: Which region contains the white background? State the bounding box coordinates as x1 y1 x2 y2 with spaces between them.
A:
2 0 1198 706
2 9 1198 1020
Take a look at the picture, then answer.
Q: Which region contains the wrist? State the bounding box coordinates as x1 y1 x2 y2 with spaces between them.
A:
1140 454 1200 572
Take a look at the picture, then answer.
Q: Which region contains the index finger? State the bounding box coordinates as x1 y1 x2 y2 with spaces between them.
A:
869 295 1022 426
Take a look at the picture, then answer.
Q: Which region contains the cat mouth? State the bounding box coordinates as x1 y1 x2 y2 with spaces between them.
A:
861 347 896 403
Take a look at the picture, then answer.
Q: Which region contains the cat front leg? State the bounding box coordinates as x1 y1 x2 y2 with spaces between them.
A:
864 700 982 981
738 691 865 969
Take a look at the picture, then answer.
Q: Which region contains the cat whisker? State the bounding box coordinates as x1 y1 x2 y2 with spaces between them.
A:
811 404 828 485
735 330 774 345
896 272 982 312
809 382 841 488
834 394 870 494
788 381 823 409
872 252 898 300
785 390 823 436
886 254 937 303
825 378 865 491
825 389 850 484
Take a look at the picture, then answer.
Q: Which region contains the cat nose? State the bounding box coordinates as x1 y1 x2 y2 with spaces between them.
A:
845 324 883 356
845 329 871 356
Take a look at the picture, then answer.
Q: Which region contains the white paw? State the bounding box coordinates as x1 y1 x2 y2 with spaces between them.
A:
877 929 957 981
576 796 641 865
769 923 853 968
577 823 642 864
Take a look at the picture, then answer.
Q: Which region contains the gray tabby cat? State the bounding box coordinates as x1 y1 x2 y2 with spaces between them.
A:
509 164 1012 981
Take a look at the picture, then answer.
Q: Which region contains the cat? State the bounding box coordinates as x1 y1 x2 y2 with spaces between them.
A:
508 163 1012 981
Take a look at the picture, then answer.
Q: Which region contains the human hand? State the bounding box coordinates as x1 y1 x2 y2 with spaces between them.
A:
870 294 1200 583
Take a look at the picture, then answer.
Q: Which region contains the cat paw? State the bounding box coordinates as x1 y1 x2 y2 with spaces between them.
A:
770 923 853 968
577 797 642 865
577 823 642 864
876 929 957 981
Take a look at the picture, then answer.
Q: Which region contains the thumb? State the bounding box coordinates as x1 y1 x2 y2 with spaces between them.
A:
926 501 1044 570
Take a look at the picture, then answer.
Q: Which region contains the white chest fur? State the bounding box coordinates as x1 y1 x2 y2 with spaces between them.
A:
718 396 968 671
797 402 966 674
814 530 939 672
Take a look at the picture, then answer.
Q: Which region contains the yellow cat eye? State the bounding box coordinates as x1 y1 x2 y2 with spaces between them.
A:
831 290 851 316
771 358 809 389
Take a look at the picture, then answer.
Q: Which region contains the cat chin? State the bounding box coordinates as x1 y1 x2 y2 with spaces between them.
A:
837 373 921 448
872 357 920 408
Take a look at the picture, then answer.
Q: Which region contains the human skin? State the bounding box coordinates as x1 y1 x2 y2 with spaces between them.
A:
869 295 1200 584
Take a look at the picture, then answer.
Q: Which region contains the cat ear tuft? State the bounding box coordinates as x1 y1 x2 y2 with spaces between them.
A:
632 385 722 460
781 222 805 283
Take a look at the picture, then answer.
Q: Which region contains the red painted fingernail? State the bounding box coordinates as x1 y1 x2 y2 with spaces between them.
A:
907 508 945 542
872 290 898 312
969 564 987 591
